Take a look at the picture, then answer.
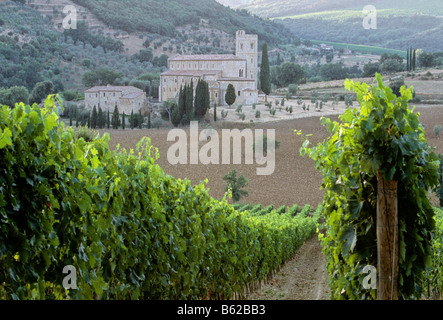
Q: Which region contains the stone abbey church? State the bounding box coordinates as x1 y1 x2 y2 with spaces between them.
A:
159 30 259 106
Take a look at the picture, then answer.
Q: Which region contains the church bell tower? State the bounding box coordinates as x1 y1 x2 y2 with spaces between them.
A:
235 30 258 90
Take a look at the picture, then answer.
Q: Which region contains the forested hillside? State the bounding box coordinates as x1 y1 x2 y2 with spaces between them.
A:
241 0 443 52
70 0 292 46
0 0 295 99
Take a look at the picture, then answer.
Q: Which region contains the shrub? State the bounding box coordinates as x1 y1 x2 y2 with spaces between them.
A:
434 125 442 138
74 126 99 142
222 169 249 203
255 110 261 119
152 117 163 129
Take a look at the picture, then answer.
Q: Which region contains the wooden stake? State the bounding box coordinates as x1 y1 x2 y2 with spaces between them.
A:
376 170 399 300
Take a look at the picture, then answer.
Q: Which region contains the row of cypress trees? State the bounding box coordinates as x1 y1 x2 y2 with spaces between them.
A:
171 79 210 127
406 47 417 72
70 104 146 130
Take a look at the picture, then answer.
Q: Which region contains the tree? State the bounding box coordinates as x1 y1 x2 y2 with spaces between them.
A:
156 54 169 68
260 43 271 101
380 59 404 74
320 63 349 81
222 169 249 203
171 103 181 127
225 83 236 107
82 68 122 88
163 100 174 123
107 110 110 129
0 86 29 107
418 51 435 68
135 48 153 63
111 104 121 129
412 49 417 71
389 77 406 97
184 81 194 124
178 85 185 123
213 103 217 122
130 109 134 129
362 62 380 78
271 62 305 88
194 79 210 119
91 105 98 129
122 112 126 130
98 106 104 129
30 80 54 105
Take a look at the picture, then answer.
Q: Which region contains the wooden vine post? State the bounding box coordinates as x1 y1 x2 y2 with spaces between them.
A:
376 170 399 300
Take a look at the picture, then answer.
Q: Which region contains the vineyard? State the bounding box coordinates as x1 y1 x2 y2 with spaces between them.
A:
0 97 320 300
1 85 443 300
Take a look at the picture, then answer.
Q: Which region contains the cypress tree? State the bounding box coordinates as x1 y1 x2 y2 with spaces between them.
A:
260 43 271 102
171 103 181 127
139 109 143 129
185 80 194 121
178 85 185 122
91 105 97 129
87 111 91 128
69 109 73 126
107 110 110 129
130 109 134 129
111 104 120 129
122 112 125 130
75 108 79 128
406 48 410 71
98 106 103 128
214 103 217 122
225 83 236 107
412 49 416 71
194 80 204 119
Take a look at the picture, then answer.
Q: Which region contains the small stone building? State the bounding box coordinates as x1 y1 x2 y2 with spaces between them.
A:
159 30 259 106
84 85 146 114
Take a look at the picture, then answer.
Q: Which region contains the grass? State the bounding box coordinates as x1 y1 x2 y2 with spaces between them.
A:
309 40 406 57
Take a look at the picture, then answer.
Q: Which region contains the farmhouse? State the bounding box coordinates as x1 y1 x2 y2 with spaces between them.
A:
84 85 146 114
159 30 259 106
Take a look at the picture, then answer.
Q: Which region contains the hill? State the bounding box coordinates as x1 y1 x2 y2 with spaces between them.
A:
240 0 443 52
69 0 292 46
0 0 294 95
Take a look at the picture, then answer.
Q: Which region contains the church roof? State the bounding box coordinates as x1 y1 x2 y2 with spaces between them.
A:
169 54 244 61
160 70 218 77
85 85 142 93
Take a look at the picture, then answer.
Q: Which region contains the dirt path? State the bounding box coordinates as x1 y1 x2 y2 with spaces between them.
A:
246 235 330 300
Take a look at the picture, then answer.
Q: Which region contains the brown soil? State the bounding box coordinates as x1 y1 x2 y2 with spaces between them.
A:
101 104 443 208
246 234 330 300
